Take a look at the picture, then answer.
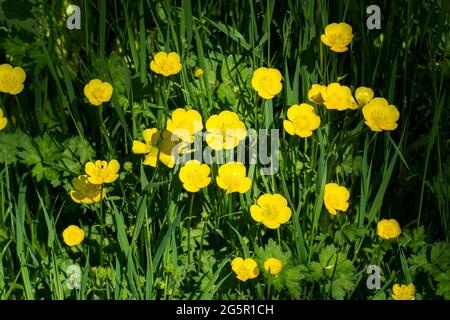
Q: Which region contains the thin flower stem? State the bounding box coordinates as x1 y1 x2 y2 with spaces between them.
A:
187 193 195 266
198 212 207 269
97 105 114 156
98 183 105 266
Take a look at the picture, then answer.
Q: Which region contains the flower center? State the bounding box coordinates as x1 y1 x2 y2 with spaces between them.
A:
224 172 241 190
0 73 13 88
326 193 340 208
92 87 105 100
293 115 311 130
371 110 387 125
263 203 279 219
383 225 393 235
258 76 272 92
330 33 346 46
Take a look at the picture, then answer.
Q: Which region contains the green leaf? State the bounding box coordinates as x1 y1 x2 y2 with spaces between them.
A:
319 245 337 270
435 271 450 299
283 266 305 299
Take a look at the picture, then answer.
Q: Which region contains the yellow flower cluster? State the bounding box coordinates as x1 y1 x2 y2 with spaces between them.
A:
231 257 259 281
283 103 321 138
355 87 374 106
362 97 400 132
70 175 106 204
179 161 252 194
85 159 120 184
132 128 177 168
179 160 211 192
231 256 284 282
250 194 292 229
63 225 85 247
150 52 182 77
308 83 356 111
392 283 415 300
216 162 252 195
84 79 113 106
48 24 409 296
251 67 283 99
320 22 353 53
167 108 203 143
0 63 26 95
377 219 402 240
205 111 247 150
307 82 400 131
323 183 350 215
264 258 283 276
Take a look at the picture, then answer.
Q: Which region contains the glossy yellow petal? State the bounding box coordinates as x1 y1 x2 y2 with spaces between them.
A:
0 117 7 131
238 177 252 193
132 141 151 154
263 218 280 229
250 205 263 222
143 151 158 167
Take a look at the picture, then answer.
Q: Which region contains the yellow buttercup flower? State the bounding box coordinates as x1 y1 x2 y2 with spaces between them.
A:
0 108 7 131
251 67 283 99
194 67 204 78
392 283 415 300
166 108 203 143
63 225 85 247
250 194 292 229
150 51 182 77
132 128 159 166
85 160 120 184
264 258 283 276
377 219 402 240
83 79 113 106
355 86 374 106
362 97 400 132
205 111 247 151
70 175 106 204
216 162 252 195
283 103 321 138
320 22 353 53
231 257 259 282
179 160 211 192
324 183 350 215
308 84 325 105
0 64 26 95
320 83 354 110
132 128 180 168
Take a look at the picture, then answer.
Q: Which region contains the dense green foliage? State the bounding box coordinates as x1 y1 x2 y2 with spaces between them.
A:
0 0 449 300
